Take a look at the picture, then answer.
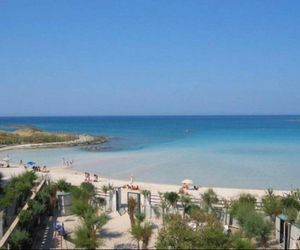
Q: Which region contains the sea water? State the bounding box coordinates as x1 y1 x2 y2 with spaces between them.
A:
0 116 300 189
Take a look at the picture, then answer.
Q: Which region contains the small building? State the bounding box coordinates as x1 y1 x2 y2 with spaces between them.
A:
56 192 72 216
290 223 300 249
276 214 300 249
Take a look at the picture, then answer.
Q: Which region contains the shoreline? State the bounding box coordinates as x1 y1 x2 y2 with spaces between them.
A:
0 134 109 152
0 165 289 200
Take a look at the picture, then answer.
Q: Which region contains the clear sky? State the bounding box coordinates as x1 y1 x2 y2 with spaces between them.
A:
1 0 299 116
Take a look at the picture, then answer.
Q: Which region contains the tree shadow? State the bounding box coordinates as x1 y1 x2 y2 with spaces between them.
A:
100 229 123 238
113 243 136 249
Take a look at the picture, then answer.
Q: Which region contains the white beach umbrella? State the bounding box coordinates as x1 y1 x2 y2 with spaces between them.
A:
181 179 193 185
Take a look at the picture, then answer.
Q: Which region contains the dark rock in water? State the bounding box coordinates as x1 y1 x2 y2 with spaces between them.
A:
83 145 112 151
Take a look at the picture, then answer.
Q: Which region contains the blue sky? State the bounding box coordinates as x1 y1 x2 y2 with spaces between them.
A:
1 0 299 116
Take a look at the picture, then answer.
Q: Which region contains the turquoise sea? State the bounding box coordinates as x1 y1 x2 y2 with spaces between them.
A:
0 116 300 190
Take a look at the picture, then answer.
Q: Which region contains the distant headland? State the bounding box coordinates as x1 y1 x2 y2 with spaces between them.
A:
0 126 108 151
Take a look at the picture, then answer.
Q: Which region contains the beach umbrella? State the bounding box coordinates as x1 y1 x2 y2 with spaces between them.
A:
181 179 193 185
26 161 36 166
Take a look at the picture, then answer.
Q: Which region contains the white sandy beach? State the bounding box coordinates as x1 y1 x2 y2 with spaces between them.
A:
0 165 288 200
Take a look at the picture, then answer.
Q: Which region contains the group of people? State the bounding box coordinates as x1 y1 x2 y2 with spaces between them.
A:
62 158 74 167
179 183 200 194
32 165 49 173
125 183 139 190
122 174 139 190
84 172 99 182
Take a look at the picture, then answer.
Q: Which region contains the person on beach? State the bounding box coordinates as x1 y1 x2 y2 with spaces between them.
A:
129 174 134 184
93 174 98 182
84 172 90 182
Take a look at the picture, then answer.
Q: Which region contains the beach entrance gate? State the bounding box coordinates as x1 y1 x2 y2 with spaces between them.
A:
276 214 291 249
116 187 121 213
57 192 72 216
127 192 141 214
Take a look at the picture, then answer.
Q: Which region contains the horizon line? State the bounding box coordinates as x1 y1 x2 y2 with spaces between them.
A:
0 114 300 118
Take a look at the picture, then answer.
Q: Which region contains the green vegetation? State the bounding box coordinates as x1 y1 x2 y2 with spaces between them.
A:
0 126 78 146
127 195 153 249
141 189 151 214
0 171 37 209
56 179 72 192
262 189 283 222
0 175 59 249
128 197 137 227
71 182 109 249
179 194 192 218
262 188 300 223
9 229 31 250
156 213 254 249
128 199 153 250
158 191 179 222
131 220 153 250
2 173 299 249
155 190 258 249
201 188 219 212
230 194 273 247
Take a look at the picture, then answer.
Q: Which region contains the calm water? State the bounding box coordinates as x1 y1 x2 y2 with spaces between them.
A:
0 116 300 189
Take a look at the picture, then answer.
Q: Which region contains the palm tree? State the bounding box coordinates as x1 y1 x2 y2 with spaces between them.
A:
29 199 46 225
158 192 168 223
18 210 32 231
141 222 153 249
135 212 146 224
9 229 31 250
101 185 109 195
179 194 192 219
141 189 151 215
57 178 72 192
131 220 153 250
74 225 98 249
72 183 109 249
47 183 58 215
131 222 143 250
100 184 114 210
201 189 218 213
83 209 109 244
128 197 137 227
164 192 179 212
262 190 283 222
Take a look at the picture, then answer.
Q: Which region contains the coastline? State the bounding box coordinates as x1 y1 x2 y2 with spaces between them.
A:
0 165 288 200
0 134 108 152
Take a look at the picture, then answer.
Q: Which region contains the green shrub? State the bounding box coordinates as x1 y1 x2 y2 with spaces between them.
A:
73 225 98 249
9 229 32 249
201 189 219 212
18 210 32 229
0 172 37 208
57 179 72 192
